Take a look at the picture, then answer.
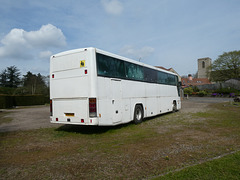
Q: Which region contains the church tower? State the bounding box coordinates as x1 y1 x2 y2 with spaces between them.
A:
197 57 211 79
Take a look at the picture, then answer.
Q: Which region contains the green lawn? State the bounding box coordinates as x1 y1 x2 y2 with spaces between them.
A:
0 102 240 179
0 111 12 125
156 151 240 180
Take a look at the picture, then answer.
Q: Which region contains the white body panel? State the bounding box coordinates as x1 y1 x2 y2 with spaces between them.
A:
50 47 181 126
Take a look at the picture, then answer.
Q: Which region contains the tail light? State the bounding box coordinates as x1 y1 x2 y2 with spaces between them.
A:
89 98 97 117
50 99 53 116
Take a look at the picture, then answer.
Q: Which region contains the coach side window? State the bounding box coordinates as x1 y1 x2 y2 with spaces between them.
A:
125 62 144 81
96 53 110 76
144 67 157 83
96 53 125 79
167 74 176 85
158 71 166 84
158 71 168 84
114 59 125 78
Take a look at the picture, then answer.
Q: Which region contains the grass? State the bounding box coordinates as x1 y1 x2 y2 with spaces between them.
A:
155 151 240 180
0 111 13 125
0 102 240 179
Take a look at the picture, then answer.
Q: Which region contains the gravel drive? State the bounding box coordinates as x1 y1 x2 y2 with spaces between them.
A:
0 106 60 132
0 97 234 132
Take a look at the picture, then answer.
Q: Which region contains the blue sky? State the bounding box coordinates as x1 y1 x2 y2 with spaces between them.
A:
0 0 240 76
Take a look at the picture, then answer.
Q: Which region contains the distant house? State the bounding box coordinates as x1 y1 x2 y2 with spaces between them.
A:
155 66 181 81
225 78 240 85
181 74 211 88
225 78 240 90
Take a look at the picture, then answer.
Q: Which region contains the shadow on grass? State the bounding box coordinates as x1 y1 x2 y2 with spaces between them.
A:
55 122 133 135
55 111 174 135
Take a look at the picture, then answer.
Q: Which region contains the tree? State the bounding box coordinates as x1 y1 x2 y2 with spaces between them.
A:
36 73 48 95
0 66 21 87
23 71 37 94
23 71 48 95
0 69 7 87
184 87 193 95
210 50 240 82
7 66 21 87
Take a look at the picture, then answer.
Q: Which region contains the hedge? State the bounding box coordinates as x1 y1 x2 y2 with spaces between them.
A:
0 95 49 109
0 96 14 109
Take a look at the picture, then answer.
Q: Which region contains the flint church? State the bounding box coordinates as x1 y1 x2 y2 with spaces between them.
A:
197 57 212 78
181 58 212 88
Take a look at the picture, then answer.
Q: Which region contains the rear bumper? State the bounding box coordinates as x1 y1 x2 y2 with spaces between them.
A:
50 116 99 125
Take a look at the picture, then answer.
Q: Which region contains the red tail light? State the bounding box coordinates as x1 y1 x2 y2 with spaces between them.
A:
50 99 53 116
89 98 97 117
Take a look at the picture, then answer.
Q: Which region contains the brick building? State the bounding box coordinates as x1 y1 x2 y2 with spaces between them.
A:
181 74 211 88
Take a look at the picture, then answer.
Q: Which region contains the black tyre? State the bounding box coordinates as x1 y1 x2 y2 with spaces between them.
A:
134 105 143 124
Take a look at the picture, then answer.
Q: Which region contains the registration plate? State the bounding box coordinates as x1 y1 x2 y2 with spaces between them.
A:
65 113 75 117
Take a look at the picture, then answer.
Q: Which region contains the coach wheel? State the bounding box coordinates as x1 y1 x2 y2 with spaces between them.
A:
172 101 177 112
134 105 143 124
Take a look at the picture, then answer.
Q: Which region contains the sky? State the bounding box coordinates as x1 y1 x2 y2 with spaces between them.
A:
0 0 240 76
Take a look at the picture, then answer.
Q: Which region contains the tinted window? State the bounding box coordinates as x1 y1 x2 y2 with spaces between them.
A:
144 67 157 83
167 74 176 85
96 53 177 86
125 62 144 81
96 53 125 78
175 75 178 86
158 71 168 84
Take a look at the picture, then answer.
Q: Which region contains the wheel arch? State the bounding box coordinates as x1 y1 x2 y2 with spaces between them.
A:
172 100 177 112
173 100 177 105
133 103 144 124
135 103 144 117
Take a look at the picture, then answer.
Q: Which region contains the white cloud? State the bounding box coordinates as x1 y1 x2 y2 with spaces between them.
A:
101 0 123 15
1 29 27 47
39 50 52 59
120 45 155 61
0 24 66 60
24 24 66 48
0 28 31 59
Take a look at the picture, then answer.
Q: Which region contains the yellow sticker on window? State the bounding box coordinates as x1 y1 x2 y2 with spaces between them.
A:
80 60 85 67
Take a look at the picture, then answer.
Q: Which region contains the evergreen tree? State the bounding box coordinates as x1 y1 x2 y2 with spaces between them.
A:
23 71 48 94
0 66 21 87
0 69 8 87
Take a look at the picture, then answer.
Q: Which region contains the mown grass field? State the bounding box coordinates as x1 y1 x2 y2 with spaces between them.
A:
0 111 12 125
0 102 240 179
156 151 240 180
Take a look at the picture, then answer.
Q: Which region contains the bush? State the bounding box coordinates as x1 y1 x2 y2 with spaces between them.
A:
0 95 14 108
198 90 207 97
214 87 238 95
0 95 48 108
14 95 45 106
184 87 193 95
0 87 15 95
192 86 199 92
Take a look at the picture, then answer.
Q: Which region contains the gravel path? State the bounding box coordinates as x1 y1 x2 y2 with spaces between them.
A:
181 97 233 113
0 97 234 132
0 106 60 132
